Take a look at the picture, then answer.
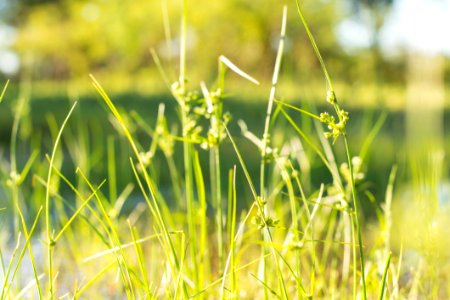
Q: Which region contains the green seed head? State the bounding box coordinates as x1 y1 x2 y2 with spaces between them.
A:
326 90 336 104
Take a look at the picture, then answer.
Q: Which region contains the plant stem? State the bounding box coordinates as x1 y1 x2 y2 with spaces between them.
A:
344 136 367 299
258 7 287 299
179 0 187 92
211 146 224 270
294 0 334 91
182 112 199 285
45 102 78 299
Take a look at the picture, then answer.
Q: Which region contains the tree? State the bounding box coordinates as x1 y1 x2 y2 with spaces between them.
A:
12 0 342 83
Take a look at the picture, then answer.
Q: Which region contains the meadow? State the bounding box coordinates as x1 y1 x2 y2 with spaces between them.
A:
1 1 450 299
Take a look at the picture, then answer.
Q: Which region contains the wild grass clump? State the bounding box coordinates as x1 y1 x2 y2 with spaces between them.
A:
0 2 446 299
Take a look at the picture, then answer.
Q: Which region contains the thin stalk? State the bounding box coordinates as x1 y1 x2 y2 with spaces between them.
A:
10 95 26 234
210 55 259 270
291 164 316 296
107 136 117 202
179 0 187 92
313 117 344 191
0 79 9 103
378 252 392 300
83 232 174 262
258 7 287 299
91 75 188 297
294 1 367 296
3 207 42 298
9 59 31 236
44 163 112 247
193 151 208 289
77 169 136 299
230 167 237 296
260 5 287 196
283 169 302 295
52 181 106 242
166 154 183 206
131 107 183 205
279 107 344 192
45 101 77 299
158 105 182 205
211 134 223 271
201 81 224 271
344 136 367 299
177 0 200 289
341 210 351 282
359 112 387 162
274 100 321 120
224 124 288 299
191 254 271 298
17 206 43 299
182 114 199 285
294 0 333 91
220 167 237 299
161 0 174 75
350 211 357 300
0 233 21 300
128 221 153 298
129 159 187 297
74 260 116 298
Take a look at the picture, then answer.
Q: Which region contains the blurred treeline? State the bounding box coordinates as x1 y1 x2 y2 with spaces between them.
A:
3 0 444 107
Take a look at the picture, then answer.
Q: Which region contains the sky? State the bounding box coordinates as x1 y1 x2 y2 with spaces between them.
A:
338 0 450 56
0 24 19 75
381 0 450 55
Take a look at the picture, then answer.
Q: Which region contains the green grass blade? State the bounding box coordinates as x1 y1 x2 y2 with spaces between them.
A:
343 136 367 299
261 5 287 196
0 234 22 300
224 123 288 299
17 205 44 299
359 112 388 162
44 101 78 299
53 180 106 242
378 252 392 300
250 273 282 300
3 207 42 298
220 166 237 299
76 168 136 299
294 0 333 91
179 0 187 91
74 260 116 298
279 106 343 191
91 75 188 297
128 221 154 298
192 150 208 288
0 80 9 103
190 254 271 298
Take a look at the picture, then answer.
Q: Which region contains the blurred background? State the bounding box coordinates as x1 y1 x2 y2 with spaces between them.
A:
0 0 447 103
0 0 449 213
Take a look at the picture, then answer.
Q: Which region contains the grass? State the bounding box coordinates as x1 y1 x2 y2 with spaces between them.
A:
0 2 449 299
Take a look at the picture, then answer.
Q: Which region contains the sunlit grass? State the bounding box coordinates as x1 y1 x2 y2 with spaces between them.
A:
0 2 449 300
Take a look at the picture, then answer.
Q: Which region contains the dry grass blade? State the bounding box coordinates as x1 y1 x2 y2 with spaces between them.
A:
219 56 260 85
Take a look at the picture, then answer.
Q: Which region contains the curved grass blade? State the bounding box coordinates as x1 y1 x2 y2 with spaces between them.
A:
379 252 392 300
44 101 78 299
0 80 9 103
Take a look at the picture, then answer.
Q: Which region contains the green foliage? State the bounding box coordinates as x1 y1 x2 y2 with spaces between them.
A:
13 0 340 82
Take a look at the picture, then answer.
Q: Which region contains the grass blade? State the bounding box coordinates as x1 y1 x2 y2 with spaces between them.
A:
379 252 392 300
45 101 78 299
219 56 259 86
0 80 9 103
